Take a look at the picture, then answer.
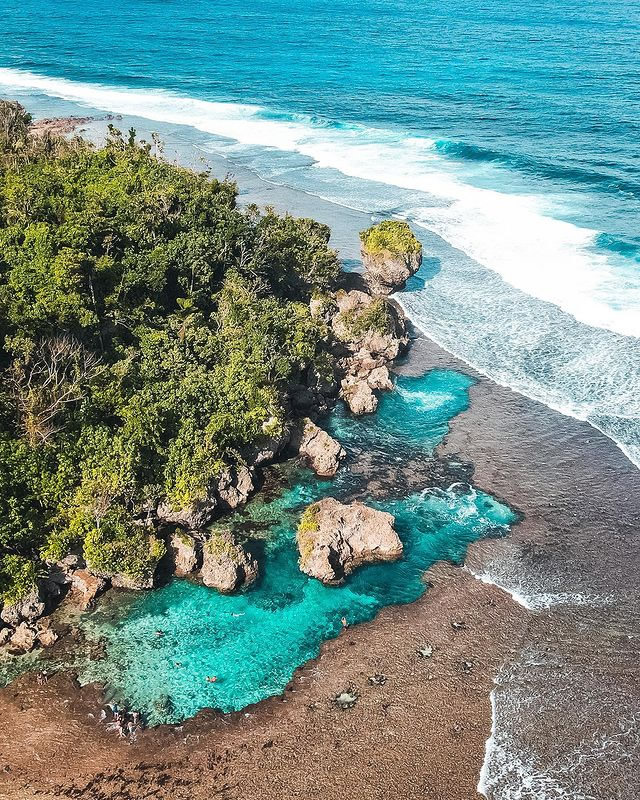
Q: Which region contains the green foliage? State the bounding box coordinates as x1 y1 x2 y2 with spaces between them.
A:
204 532 237 560
297 504 319 562
83 507 166 582
0 554 37 606
337 298 394 340
0 103 342 604
359 220 422 256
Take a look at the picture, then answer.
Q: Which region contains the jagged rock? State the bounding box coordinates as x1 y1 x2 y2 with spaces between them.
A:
0 626 11 647
201 531 258 594
297 498 402 585
241 428 290 467
332 290 408 361
216 465 255 510
359 220 422 295
157 491 218 530
9 622 38 653
290 418 346 477
111 572 155 591
367 365 393 391
168 531 200 576
68 569 107 610
0 588 45 628
37 628 58 648
341 377 378 416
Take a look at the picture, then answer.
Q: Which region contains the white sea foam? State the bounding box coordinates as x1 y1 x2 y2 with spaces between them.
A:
2 68 639 468
465 567 612 612
1 68 640 339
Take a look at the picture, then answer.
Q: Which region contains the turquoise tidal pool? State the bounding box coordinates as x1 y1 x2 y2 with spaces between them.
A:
69 369 516 724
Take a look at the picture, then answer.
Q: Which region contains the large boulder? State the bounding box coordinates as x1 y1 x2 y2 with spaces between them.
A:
297 498 403 585
359 220 422 295
168 531 200 576
340 377 378 416
8 622 38 653
290 418 346 477
201 531 258 594
0 588 45 628
157 490 218 530
68 569 107 610
332 290 408 362
216 465 255 510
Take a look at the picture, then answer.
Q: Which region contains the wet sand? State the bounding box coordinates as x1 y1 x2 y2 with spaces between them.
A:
2 333 638 799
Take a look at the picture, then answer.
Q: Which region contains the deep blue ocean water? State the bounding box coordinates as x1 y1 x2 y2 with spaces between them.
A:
0 0 638 468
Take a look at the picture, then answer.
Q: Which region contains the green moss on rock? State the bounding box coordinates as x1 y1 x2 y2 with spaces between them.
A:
359 220 422 256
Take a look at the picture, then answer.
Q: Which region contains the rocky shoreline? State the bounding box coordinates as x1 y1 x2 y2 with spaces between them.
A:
0 230 417 655
2 329 639 800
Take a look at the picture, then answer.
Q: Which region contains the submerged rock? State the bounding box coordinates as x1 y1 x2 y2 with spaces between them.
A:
297 498 403 585
201 531 258 594
359 220 422 295
168 531 201 577
290 417 346 476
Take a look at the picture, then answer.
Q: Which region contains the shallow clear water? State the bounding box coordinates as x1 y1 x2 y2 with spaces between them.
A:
71 370 515 724
0 0 638 468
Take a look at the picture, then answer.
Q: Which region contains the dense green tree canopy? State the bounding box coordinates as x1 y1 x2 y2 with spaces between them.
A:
0 104 340 604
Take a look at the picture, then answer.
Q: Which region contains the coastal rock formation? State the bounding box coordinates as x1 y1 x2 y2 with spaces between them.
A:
332 290 408 362
0 588 45 628
290 418 346 476
201 531 258 594
157 465 256 526
329 290 406 414
8 622 38 653
216 465 255 510
359 220 422 295
340 378 378 415
68 569 107 610
168 531 201 576
157 491 218 530
297 498 403 585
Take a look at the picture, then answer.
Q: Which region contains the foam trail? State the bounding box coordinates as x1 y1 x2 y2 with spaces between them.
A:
1 68 640 338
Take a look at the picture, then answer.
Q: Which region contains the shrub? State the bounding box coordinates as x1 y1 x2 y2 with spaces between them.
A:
359 220 422 256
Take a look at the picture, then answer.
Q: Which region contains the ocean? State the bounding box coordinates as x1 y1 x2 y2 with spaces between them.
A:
0 1 639 798
1 0 639 468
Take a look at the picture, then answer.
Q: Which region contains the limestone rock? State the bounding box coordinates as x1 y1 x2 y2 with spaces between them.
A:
290 418 346 477
216 465 255 510
168 531 200 577
201 531 258 594
0 626 11 647
37 627 58 648
367 365 393 391
341 377 378 416
68 569 107 610
0 588 45 628
332 290 408 361
359 220 422 295
156 491 218 530
9 622 38 653
297 498 402 585
111 572 155 591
